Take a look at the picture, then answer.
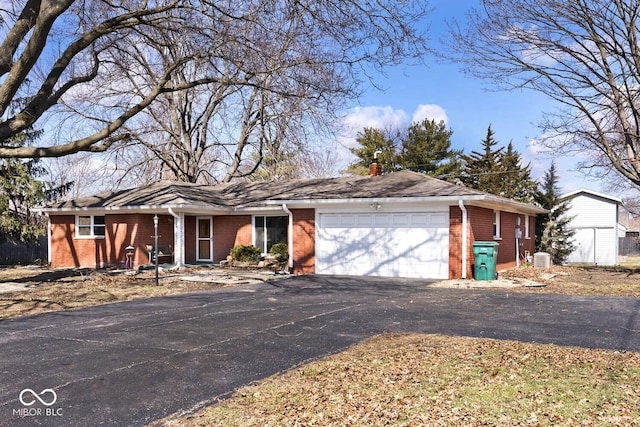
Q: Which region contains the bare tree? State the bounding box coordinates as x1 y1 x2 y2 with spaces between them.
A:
0 0 430 163
448 0 640 189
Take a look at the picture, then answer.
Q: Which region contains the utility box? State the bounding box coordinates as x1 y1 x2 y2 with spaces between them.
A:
534 252 551 269
473 242 499 280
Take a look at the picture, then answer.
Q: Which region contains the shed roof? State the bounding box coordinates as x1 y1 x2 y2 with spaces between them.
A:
560 188 622 204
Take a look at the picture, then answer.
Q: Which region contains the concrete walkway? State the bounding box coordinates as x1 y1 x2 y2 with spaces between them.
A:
1 275 639 426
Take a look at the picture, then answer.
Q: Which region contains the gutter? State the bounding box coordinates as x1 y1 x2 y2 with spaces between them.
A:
265 194 548 215
47 215 52 265
459 200 468 279
281 204 294 272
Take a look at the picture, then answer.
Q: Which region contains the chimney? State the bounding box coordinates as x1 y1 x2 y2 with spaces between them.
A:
369 159 382 177
369 151 383 177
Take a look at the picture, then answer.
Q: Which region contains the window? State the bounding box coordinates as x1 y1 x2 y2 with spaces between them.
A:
254 216 288 253
76 215 105 238
524 214 530 239
493 211 501 239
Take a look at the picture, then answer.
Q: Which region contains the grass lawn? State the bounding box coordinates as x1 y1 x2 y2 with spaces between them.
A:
162 334 640 427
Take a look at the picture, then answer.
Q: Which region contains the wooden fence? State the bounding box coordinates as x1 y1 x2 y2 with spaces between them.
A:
619 236 640 256
0 236 47 265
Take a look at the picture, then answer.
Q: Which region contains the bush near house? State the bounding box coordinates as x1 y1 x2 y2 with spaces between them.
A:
229 245 261 263
268 243 288 262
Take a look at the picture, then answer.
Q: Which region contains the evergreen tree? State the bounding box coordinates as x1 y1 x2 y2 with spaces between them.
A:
500 142 537 203
460 125 505 194
460 126 536 203
0 131 72 242
346 121 463 179
398 119 462 178
345 127 399 176
0 159 48 242
535 161 575 264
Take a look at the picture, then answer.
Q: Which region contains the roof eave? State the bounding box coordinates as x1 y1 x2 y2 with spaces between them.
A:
560 188 622 204
260 194 548 214
39 204 233 215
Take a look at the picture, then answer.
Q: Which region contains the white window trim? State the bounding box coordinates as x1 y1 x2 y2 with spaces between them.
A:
524 214 531 239
253 215 288 254
493 210 501 239
75 215 105 239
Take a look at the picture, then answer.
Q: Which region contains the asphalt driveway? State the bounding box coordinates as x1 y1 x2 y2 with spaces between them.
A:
1 275 640 426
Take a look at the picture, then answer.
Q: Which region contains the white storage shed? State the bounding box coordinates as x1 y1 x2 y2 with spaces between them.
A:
560 189 621 265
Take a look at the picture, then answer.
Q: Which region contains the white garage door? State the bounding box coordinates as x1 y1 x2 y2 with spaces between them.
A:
316 212 449 279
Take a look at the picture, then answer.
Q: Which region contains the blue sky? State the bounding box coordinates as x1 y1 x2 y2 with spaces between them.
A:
339 0 602 194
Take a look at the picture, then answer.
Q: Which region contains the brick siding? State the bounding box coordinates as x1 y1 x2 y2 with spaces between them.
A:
449 206 536 279
50 214 174 269
291 209 315 274
212 215 252 263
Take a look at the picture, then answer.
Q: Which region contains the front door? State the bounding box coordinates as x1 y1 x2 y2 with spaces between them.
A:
197 217 213 262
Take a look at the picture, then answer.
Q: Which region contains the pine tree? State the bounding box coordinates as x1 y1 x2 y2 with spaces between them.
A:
345 127 399 175
460 125 505 194
535 161 575 264
0 131 72 242
460 126 536 203
398 119 462 179
500 142 538 203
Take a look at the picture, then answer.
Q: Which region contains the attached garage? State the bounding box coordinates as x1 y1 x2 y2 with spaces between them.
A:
315 210 450 279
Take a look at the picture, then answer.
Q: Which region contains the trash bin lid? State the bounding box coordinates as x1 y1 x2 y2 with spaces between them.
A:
472 241 499 247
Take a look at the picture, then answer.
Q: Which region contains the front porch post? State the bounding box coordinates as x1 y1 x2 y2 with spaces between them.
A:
172 210 185 267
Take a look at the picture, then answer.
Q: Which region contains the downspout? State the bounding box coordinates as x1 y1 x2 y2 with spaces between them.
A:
167 208 183 268
459 200 468 279
47 214 52 265
282 204 294 272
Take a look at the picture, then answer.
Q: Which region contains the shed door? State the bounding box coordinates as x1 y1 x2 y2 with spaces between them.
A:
316 212 449 279
568 227 616 265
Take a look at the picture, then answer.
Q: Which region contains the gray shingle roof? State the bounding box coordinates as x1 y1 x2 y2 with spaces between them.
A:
45 170 545 214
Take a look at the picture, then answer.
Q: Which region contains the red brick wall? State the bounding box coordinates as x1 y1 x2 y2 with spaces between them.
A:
449 207 468 279
212 215 252 263
50 215 107 268
50 214 174 269
291 209 315 274
449 206 537 279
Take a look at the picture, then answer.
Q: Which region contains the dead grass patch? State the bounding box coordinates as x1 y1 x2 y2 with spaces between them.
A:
501 265 640 297
0 267 244 319
163 333 640 427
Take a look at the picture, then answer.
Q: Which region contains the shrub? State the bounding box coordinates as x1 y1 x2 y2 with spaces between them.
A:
229 245 261 262
269 243 289 262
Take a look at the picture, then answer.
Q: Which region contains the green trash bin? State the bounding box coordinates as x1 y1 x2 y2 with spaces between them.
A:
473 242 499 280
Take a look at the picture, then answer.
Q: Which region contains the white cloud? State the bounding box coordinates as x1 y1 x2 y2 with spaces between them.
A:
343 105 408 132
335 103 449 174
411 104 448 125
335 106 407 173
337 104 449 171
